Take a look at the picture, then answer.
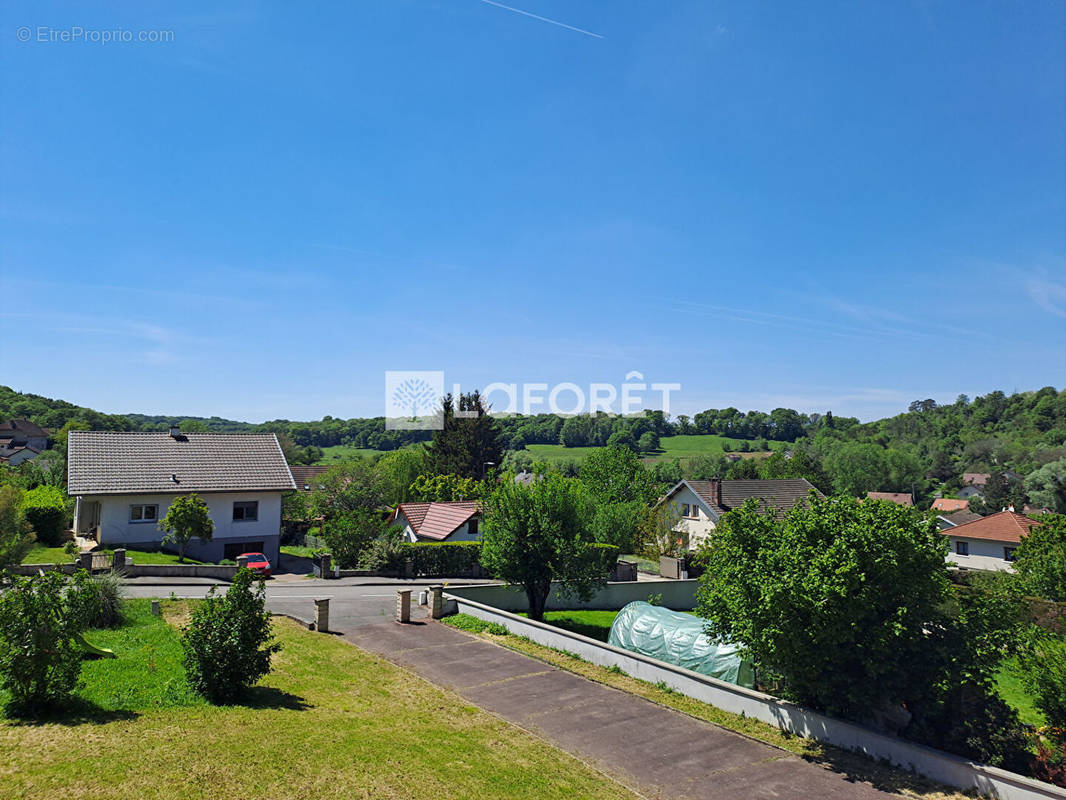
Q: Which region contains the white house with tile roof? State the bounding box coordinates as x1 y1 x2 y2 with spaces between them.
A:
392 501 481 543
67 428 296 563
658 478 823 550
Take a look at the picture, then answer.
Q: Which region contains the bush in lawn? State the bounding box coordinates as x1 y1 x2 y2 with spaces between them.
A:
181 567 281 703
21 485 67 547
0 570 95 715
696 494 950 718
0 485 34 569
81 570 126 628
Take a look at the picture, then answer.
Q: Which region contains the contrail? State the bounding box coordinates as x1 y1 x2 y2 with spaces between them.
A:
478 0 603 39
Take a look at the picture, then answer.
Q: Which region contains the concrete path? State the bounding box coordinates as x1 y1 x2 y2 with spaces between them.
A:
344 619 902 800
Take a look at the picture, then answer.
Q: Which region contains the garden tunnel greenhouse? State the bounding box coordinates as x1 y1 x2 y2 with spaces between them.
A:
607 601 755 688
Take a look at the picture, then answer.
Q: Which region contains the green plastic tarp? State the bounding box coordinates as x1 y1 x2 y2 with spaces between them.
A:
607 601 754 688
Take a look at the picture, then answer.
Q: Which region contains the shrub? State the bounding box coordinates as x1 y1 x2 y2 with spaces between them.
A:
403 541 483 576
181 568 280 703
0 571 95 715
320 509 389 568
0 485 34 569
358 529 407 571
1033 732 1066 789
21 485 67 547
697 494 950 717
906 682 1030 772
82 571 126 628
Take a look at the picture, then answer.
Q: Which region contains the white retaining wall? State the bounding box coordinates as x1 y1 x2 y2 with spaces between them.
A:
445 584 1066 800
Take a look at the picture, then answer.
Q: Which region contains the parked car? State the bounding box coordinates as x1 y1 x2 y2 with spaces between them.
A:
239 552 272 577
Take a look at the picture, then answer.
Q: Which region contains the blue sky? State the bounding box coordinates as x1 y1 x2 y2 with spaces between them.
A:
1 0 1063 423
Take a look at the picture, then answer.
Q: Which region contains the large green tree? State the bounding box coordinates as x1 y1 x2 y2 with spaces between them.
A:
480 474 612 620
426 392 504 480
696 495 949 716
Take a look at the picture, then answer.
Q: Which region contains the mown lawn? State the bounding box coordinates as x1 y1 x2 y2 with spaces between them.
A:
0 600 631 800
21 546 203 566
279 545 321 558
525 434 785 466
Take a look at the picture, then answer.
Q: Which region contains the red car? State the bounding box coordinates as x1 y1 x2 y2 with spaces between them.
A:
239 552 272 577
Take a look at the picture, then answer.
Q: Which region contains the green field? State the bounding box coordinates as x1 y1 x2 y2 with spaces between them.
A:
0 601 631 800
22 545 203 566
526 434 784 466
315 444 385 463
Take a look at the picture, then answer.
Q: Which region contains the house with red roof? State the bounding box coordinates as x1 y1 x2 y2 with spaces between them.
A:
393 501 481 542
942 510 1043 571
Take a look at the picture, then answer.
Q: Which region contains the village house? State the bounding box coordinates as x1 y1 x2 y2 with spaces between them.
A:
943 509 1043 571
658 478 823 550
67 427 296 563
0 419 49 465
392 501 481 543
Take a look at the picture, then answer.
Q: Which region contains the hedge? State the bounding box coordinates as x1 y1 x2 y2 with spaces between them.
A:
22 485 67 546
400 541 483 577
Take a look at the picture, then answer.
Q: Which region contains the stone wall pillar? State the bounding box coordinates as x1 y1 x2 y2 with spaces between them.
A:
236 555 249 571
77 552 93 572
112 548 127 571
429 585 444 620
314 598 330 633
151 600 161 617
396 590 411 623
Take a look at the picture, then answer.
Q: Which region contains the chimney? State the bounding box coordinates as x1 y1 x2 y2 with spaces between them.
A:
709 477 723 508
169 424 181 438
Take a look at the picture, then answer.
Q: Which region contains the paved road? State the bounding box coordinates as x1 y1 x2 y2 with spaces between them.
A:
123 576 483 628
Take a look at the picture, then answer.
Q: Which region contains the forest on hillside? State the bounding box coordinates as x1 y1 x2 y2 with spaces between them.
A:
2 384 1064 510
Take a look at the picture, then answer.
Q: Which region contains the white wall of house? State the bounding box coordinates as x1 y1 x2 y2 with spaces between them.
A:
944 535 1017 572
665 485 718 550
76 491 283 561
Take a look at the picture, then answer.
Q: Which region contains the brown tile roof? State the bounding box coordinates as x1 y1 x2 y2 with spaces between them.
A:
289 465 332 491
684 479 823 519
67 431 296 495
866 491 914 506
963 473 990 487
932 498 970 512
395 501 479 541
942 510 1043 544
939 509 983 527
0 419 48 438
